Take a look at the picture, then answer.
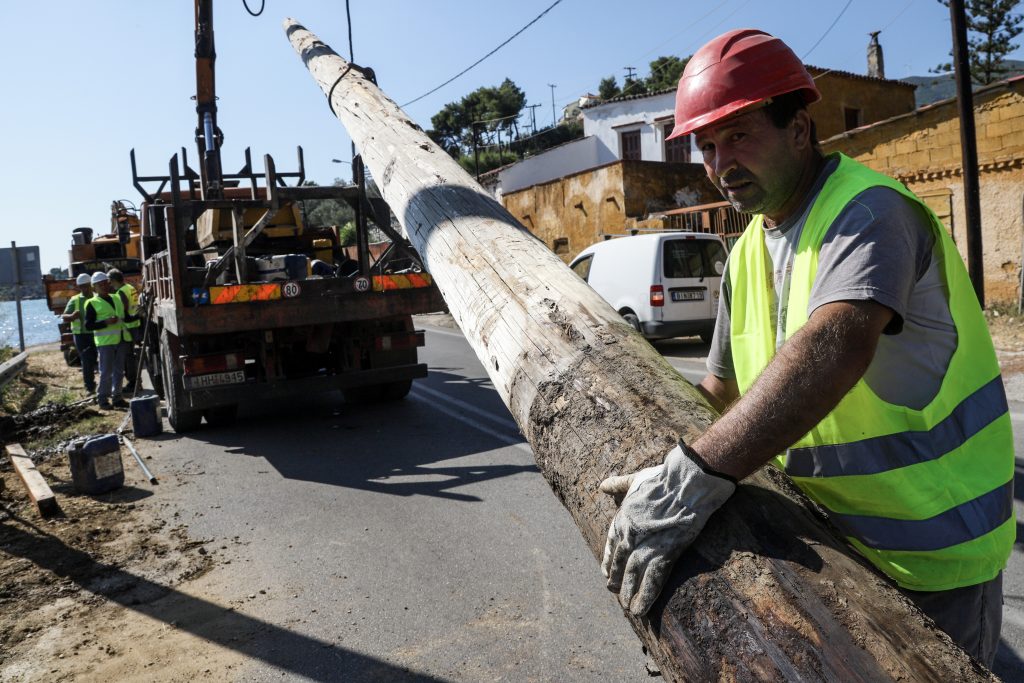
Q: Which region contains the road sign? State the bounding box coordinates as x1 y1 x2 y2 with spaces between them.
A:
0 245 41 286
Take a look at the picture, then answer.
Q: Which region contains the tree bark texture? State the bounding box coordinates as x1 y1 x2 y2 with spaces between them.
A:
284 19 994 682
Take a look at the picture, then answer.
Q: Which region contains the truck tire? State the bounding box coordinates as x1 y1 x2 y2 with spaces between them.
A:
160 330 202 433
204 405 238 427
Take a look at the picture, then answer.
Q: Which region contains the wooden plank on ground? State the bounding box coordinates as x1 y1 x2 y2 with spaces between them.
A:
0 351 28 389
5 443 59 517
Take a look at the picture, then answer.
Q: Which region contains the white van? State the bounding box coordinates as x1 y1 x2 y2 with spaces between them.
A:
569 233 727 342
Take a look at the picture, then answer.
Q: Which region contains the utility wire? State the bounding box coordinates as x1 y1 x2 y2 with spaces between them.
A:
613 0 751 103
811 0 915 81
345 0 355 62
242 0 265 17
802 0 855 60
401 0 566 108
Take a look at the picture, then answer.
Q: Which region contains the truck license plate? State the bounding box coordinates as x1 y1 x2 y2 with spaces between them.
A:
184 370 246 390
671 290 704 302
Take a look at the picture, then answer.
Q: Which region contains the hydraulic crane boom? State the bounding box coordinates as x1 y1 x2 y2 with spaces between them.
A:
194 0 224 199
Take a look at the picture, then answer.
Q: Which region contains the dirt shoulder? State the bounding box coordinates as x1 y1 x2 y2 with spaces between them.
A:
0 351 241 682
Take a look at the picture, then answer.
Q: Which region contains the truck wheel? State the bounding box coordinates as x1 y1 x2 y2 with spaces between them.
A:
161 331 202 433
147 351 164 398
204 405 238 427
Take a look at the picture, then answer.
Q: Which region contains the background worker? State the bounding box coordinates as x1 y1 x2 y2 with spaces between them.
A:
61 273 97 395
85 271 135 409
107 268 140 393
600 29 1013 668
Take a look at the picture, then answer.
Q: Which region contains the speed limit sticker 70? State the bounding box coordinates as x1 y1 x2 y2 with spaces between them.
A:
282 281 301 298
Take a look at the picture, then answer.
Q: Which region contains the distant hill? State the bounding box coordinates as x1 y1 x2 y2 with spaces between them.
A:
903 59 1024 107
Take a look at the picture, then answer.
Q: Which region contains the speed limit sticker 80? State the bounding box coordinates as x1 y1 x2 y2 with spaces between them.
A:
282 281 301 298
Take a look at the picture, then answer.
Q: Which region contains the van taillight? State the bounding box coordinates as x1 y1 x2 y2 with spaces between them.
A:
650 285 665 307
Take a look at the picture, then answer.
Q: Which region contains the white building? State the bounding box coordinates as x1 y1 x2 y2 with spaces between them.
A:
581 88 694 165
484 88 696 198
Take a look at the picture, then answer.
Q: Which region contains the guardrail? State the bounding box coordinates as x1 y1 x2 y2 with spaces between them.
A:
0 352 29 390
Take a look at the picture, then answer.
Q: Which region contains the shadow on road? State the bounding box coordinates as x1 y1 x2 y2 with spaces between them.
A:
185 370 536 502
650 336 712 361
0 506 448 682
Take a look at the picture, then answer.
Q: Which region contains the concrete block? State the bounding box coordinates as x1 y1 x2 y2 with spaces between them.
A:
986 120 1015 138
1000 130 1024 152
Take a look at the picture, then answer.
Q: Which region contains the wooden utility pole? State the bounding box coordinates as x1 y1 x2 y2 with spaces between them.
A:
285 20 994 681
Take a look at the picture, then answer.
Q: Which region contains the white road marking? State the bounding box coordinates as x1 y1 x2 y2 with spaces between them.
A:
411 383 532 455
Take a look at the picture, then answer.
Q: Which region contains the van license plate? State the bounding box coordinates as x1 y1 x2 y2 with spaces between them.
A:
184 370 246 390
671 290 704 302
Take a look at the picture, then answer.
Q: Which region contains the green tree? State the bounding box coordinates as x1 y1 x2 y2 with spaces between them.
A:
298 179 355 228
598 76 621 100
934 0 1023 84
645 55 690 91
428 79 527 157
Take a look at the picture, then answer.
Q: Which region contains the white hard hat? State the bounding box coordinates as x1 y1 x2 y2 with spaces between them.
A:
76 273 92 285
90 271 108 285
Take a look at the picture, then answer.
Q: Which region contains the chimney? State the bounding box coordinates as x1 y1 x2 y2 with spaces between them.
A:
867 31 885 79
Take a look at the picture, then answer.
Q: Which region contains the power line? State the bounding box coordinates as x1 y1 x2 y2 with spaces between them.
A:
345 0 354 62
811 0 914 82
611 0 752 102
401 0 567 108
802 0 855 60
242 0 265 17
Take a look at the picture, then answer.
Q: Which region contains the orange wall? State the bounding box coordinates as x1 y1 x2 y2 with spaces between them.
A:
823 81 1024 304
501 161 718 262
809 71 918 140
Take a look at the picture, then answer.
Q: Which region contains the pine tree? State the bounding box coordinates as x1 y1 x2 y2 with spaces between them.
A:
598 76 621 101
934 0 1023 84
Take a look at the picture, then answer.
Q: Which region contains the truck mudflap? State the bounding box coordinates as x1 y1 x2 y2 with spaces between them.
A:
181 362 427 411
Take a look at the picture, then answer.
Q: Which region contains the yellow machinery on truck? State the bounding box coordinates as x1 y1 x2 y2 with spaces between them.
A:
129 0 444 431
43 201 144 365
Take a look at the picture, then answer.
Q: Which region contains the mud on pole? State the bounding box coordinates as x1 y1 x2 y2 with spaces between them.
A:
283 19 994 682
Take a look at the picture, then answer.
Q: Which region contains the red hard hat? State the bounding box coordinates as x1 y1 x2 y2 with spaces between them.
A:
667 28 820 140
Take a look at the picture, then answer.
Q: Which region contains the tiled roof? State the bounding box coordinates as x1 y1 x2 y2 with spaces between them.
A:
581 64 916 111
806 65 916 88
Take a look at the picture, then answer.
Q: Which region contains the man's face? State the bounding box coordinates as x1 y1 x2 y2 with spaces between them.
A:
78 284 92 296
95 280 110 296
694 109 805 219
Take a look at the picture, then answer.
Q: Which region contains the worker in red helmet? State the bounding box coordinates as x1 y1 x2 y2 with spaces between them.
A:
600 28 1011 667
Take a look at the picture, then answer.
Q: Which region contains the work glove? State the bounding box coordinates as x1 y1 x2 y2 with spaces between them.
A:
600 443 736 616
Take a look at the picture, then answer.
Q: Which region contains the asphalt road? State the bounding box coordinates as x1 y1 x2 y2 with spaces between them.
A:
145 325 1024 681
146 324 653 682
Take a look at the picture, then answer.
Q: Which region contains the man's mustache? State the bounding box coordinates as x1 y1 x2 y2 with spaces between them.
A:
719 170 755 187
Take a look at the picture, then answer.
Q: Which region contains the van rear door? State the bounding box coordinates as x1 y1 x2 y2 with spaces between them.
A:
660 237 726 323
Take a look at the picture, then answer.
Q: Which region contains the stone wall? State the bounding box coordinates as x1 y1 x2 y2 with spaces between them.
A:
500 161 718 263
822 78 1024 305
810 70 918 140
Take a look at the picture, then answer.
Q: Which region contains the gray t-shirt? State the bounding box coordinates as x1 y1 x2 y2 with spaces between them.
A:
707 157 957 410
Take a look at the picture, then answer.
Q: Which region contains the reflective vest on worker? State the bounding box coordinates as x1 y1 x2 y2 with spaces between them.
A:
117 282 140 330
86 294 128 347
65 293 91 335
728 153 1014 592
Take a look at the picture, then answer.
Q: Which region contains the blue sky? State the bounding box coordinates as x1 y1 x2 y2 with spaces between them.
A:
3 0 1022 271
